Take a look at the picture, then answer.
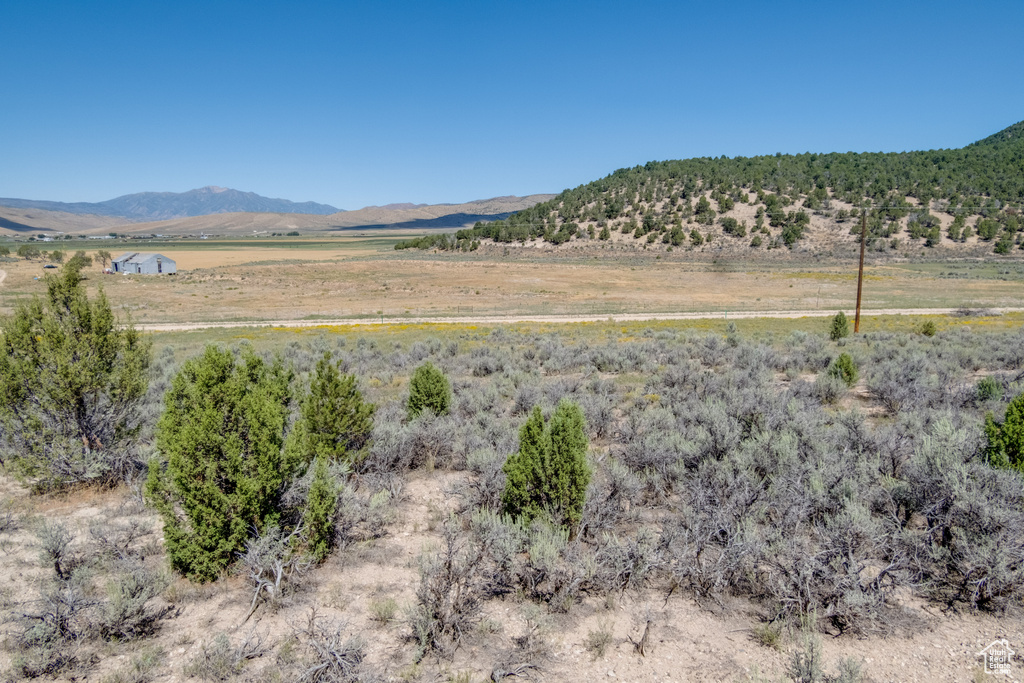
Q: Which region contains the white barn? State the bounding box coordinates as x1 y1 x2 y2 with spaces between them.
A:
111 252 176 275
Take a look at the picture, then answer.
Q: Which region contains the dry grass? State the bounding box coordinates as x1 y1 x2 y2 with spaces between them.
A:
2 238 1021 325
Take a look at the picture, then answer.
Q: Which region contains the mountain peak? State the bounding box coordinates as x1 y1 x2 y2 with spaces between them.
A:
198 185 230 194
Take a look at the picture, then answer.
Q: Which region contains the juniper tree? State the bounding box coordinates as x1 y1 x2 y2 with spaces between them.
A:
407 361 452 418
145 346 293 582
976 376 1001 402
0 262 151 489
501 399 591 530
303 455 338 563
826 352 858 387
829 311 850 341
546 399 591 529
285 352 375 468
500 406 549 524
984 392 1024 473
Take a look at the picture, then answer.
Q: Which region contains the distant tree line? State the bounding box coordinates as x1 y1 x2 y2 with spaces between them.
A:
393 233 481 252
394 120 1024 253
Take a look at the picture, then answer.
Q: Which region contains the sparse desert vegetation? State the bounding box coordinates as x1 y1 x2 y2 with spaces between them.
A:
5 0 1024 675
1 122 1022 683
0 262 1022 681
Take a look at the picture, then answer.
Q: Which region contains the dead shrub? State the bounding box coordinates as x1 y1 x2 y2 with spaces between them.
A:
410 518 486 660
89 515 154 563
295 609 373 683
7 578 91 679
239 525 308 623
594 527 660 593
35 519 80 580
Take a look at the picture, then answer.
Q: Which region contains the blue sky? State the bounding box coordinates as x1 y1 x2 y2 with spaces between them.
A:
2 0 1022 209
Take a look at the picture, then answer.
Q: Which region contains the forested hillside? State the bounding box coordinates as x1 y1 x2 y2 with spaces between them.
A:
398 121 1024 255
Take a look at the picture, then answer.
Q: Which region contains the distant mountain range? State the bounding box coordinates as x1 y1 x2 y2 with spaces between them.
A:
0 186 340 221
0 190 556 236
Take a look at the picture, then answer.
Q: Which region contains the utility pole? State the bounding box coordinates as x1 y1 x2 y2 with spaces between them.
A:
855 208 867 333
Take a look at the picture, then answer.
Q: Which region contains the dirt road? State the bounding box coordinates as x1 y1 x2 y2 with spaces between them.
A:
135 307 1024 332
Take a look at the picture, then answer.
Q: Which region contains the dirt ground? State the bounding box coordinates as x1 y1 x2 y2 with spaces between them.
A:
1 473 1021 683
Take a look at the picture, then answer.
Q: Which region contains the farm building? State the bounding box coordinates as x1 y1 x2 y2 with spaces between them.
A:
111 252 176 275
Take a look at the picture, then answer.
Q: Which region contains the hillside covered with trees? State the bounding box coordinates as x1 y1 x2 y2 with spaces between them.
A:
398 121 1024 255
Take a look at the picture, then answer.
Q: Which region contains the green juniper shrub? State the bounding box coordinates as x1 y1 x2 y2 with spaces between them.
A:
407 361 452 418
302 455 338 563
921 320 937 337
501 400 591 532
546 399 590 529
829 311 850 341
284 351 375 467
0 262 151 490
280 351 373 561
145 346 294 582
719 216 745 237
984 392 1024 473
501 406 549 525
827 352 859 387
